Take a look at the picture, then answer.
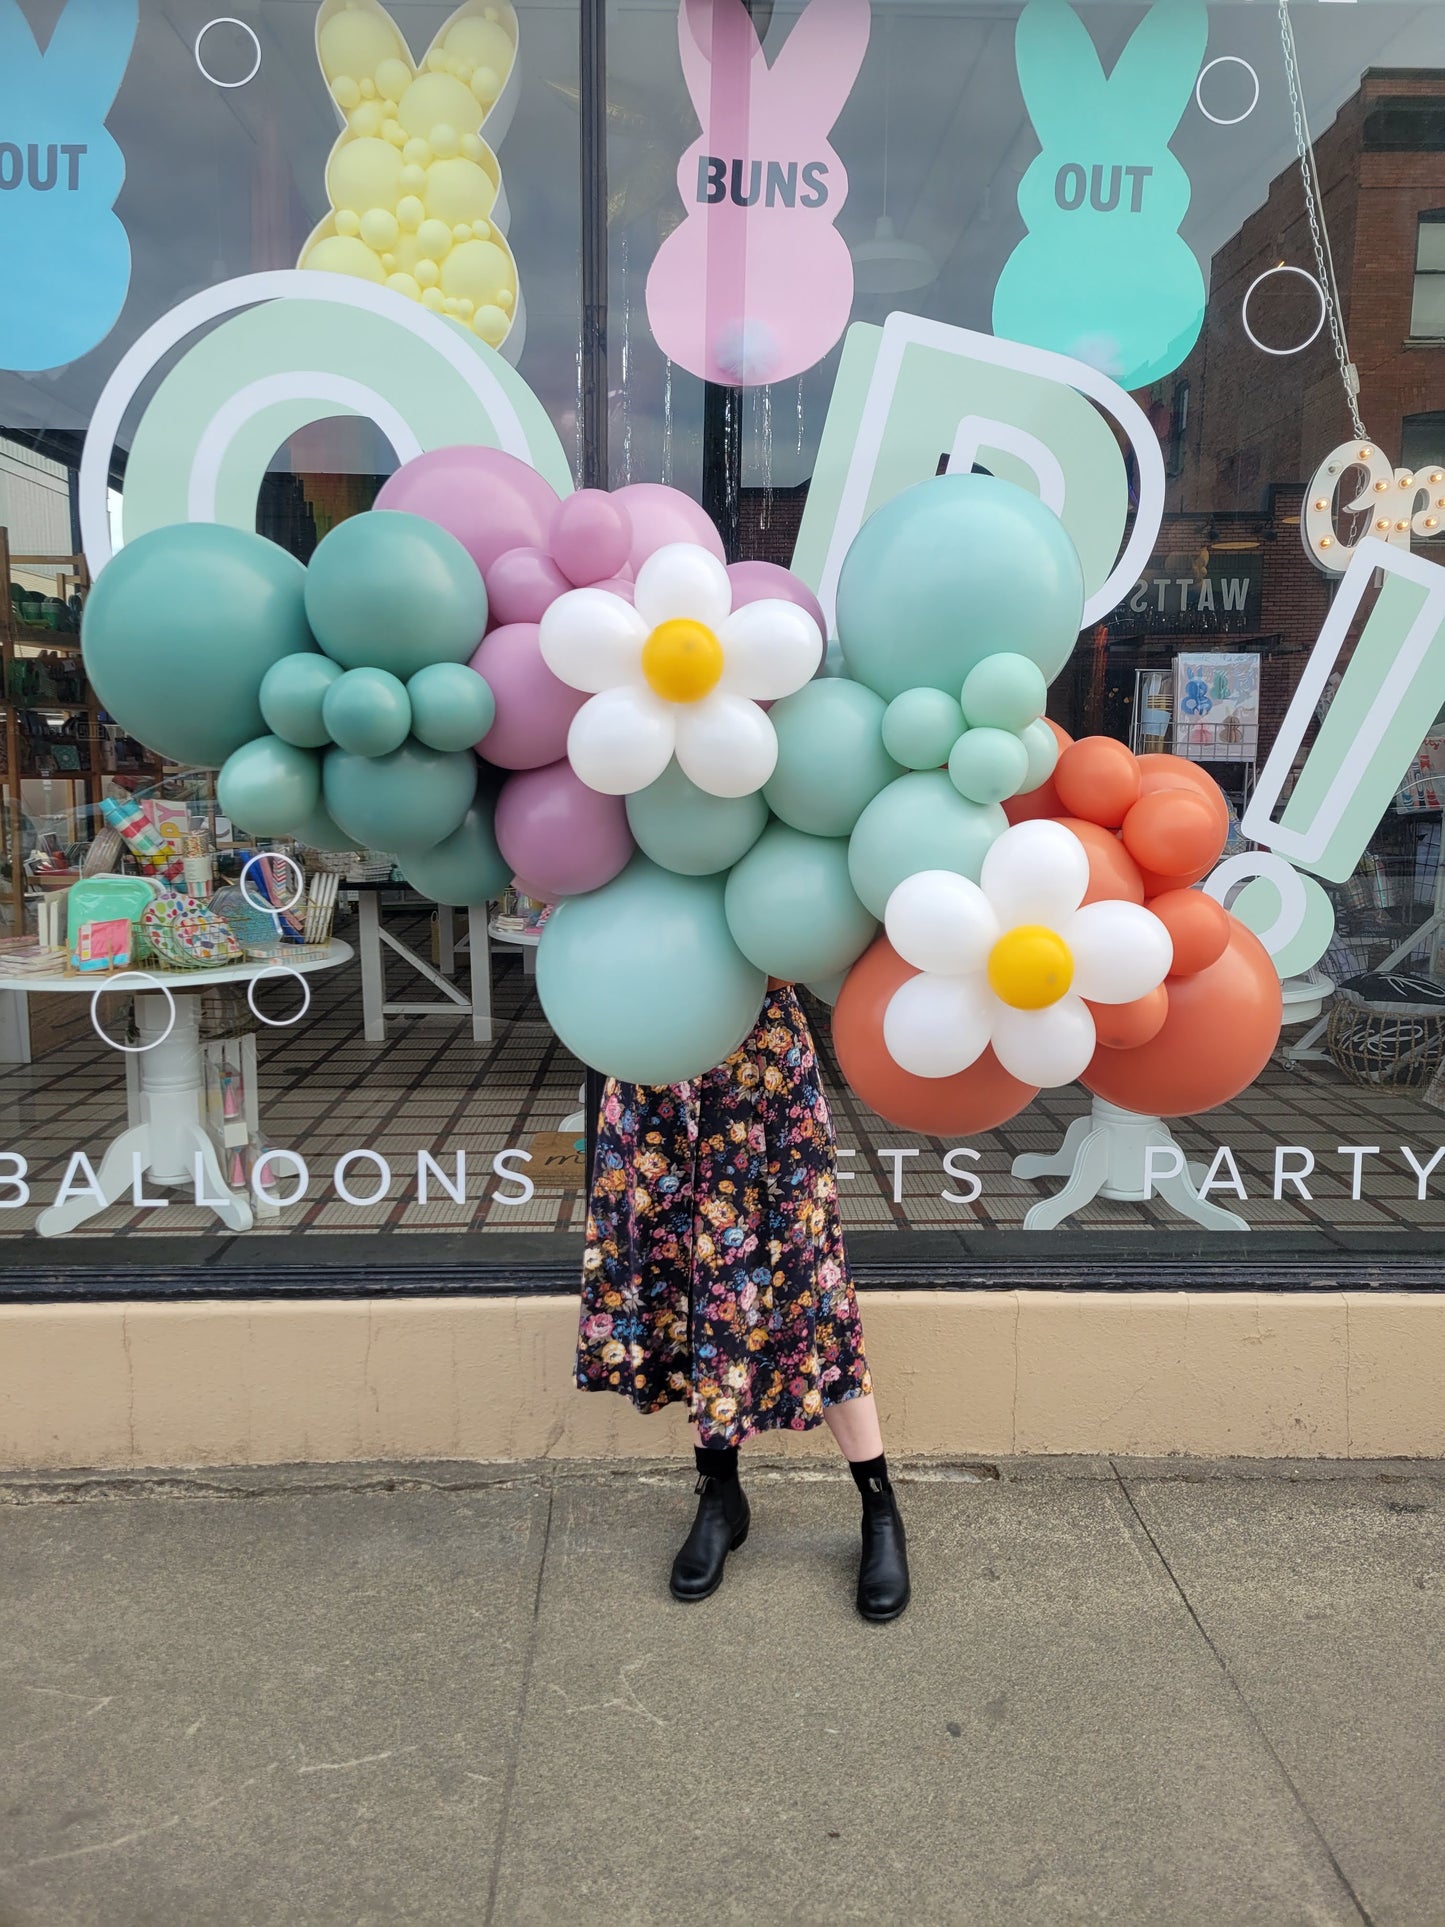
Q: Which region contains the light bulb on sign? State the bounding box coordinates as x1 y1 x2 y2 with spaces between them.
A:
1302 439 1445 574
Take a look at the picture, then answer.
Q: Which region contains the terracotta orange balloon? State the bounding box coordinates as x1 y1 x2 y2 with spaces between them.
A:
1053 737 1141 828
1136 753 1230 841
1085 983 1168 1050
1055 816 1145 905
1147 888 1230 977
1120 788 1222 880
1003 718 1074 825
832 936 1037 1134
1082 920 1282 1116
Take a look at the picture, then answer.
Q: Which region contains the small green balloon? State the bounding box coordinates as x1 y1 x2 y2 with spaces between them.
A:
217 735 321 836
1020 717 1061 791
290 801 360 853
960 652 1048 732
848 771 1007 919
259 652 342 749
764 678 903 838
882 688 965 770
407 662 497 753
399 798 511 905
322 667 413 758
536 856 765 1084
948 727 1031 805
626 759 769 876
305 509 488 677
323 739 477 853
82 523 316 769
724 824 877 982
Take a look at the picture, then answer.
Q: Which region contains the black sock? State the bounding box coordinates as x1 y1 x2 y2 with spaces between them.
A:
850 1452 889 1494
694 1442 739 1482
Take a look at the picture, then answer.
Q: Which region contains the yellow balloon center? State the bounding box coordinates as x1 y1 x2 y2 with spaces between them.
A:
641 618 724 704
987 925 1074 1010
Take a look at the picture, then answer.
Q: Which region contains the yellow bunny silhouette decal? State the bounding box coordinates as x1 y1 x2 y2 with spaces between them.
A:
299 0 521 354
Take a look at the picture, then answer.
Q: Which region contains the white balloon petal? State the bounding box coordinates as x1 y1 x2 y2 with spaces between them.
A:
980 819 1089 929
566 687 676 796
990 995 1096 1089
674 692 778 798
633 542 733 631
884 870 999 977
717 599 823 700
883 973 992 1079
538 588 647 695
1065 901 1174 1004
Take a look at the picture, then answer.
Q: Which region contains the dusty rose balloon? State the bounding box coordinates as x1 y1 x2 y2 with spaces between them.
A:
494 760 635 899
485 546 571 625
375 448 559 576
611 482 726 572
510 874 558 904
551 489 634 587
726 560 826 637
590 575 635 604
471 623 585 770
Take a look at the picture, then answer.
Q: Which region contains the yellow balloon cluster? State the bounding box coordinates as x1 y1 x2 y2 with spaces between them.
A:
299 0 520 352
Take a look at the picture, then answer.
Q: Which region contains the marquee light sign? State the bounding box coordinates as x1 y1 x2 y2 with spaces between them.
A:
1302 438 1445 575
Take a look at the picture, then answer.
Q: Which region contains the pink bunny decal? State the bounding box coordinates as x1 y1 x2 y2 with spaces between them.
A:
645 0 870 387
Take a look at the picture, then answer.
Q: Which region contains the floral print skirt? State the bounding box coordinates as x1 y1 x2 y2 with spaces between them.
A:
577 986 872 1446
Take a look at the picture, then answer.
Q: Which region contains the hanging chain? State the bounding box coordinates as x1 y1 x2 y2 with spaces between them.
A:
1277 0 1369 444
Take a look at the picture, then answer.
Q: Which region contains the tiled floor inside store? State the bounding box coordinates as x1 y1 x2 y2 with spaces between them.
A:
2 914 1444 1244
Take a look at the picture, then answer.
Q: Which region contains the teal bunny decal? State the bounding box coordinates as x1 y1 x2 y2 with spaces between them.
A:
0 0 137 372
993 0 1207 391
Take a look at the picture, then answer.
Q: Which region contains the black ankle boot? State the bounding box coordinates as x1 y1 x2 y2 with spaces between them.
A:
669 1471 750 1602
857 1475 910 1622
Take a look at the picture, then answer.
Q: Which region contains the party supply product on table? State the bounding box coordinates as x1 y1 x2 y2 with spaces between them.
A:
139 899 243 971
74 917 132 971
66 873 164 970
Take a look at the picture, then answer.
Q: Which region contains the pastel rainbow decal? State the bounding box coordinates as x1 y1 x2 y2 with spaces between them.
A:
78 272 571 575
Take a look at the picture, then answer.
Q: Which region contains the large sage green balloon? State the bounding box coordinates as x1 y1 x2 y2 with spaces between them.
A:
848 771 1007 919
724 823 877 982
763 678 902 838
407 662 497 753
836 473 1084 700
399 798 511 905
82 523 316 768
217 735 321 836
290 800 360 852
322 739 476 853
323 667 413 758
260 652 342 748
304 509 488 676
536 856 765 1084
625 758 768 876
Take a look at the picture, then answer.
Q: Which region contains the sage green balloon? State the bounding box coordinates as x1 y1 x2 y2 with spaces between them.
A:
848 771 1007 919
399 798 511 905
626 758 768 876
407 662 497 752
217 735 321 836
305 510 488 676
724 823 877 982
763 678 903 838
804 972 846 1006
259 652 342 749
1020 716 1061 790
322 739 476 853
882 688 965 770
82 522 316 768
536 856 765 1084
948 726 1030 805
960 651 1048 732
290 800 360 853
322 667 413 758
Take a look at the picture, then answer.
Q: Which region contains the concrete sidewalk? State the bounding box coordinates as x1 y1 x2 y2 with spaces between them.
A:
1 1458 1442 1926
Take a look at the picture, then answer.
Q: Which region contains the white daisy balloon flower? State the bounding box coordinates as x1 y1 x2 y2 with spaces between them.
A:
881 820 1174 1089
538 542 822 799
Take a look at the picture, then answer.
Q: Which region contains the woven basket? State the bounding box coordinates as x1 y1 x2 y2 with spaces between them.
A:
1326 991 1445 1089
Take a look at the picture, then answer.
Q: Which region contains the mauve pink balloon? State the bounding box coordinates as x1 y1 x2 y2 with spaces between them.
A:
494 760 634 899
591 575 635 604
611 482 726 573
471 623 585 770
374 447 559 576
485 545 571 625
510 875 557 904
551 489 633 587
726 560 826 638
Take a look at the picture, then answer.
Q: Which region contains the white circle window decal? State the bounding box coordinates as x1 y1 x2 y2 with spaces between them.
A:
246 964 313 1030
90 973 178 1054
1195 56 1259 128
1241 266 1327 358
195 18 262 89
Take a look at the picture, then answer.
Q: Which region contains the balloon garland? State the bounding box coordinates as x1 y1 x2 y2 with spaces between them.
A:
81 459 1281 1129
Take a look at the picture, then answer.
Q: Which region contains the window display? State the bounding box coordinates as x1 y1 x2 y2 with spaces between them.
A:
4 0 1445 1289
